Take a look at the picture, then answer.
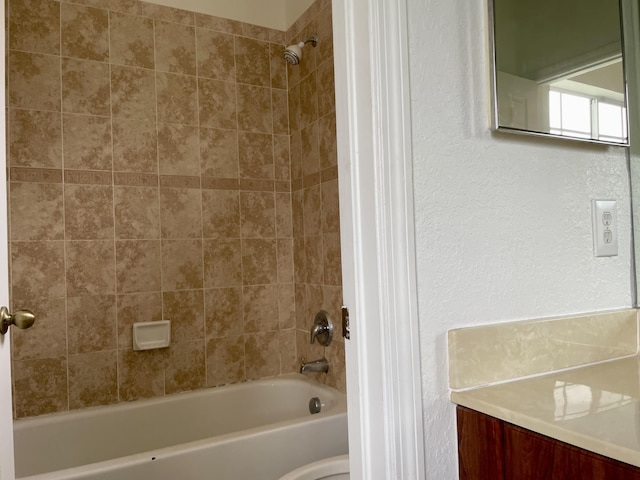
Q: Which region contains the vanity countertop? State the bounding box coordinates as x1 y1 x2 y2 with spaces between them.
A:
451 355 640 468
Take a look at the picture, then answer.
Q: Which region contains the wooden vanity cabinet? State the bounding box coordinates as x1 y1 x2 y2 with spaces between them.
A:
457 406 640 480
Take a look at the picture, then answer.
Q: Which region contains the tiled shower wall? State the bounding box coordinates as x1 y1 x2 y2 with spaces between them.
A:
7 0 343 419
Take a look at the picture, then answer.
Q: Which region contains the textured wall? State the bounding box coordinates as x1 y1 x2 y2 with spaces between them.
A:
407 0 633 478
7 0 343 419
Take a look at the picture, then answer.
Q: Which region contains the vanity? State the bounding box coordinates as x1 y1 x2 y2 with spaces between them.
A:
449 309 640 479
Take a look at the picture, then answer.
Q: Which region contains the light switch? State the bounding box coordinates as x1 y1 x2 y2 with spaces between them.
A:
592 200 618 257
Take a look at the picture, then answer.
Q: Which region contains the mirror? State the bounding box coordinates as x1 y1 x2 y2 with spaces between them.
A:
489 0 629 146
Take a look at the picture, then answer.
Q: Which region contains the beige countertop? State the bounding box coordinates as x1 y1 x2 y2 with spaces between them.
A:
451 355 640 468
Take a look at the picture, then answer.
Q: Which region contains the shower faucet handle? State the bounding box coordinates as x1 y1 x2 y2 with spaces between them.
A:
310 310 333 346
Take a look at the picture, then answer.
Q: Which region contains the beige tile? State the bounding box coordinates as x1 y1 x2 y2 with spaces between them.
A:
270 43 287 89
196 29 235 81
109 11 154 69
155 21 196 75
274 135 291 181
160 188 203 239
141 2 194 25
205 287 243 338
117 292 163 349
321 179 340 233
165 340 206 394
84 0 141 15
62 58 111 116
11 297 66 360
322 285 344 328
9 109 62 168
323 232 342 286
67 295 117 353
161 239 203 290
10 182 64 241
112 117 158 173
238 132 274 180
163 289 205 343
200 128 238 178
195 13 242 34
243 284 279 333
292 190 305 238
236 84 272 133
299 71 318 127
301 122 320 176
111 65 156 120
279 329 297 374
68 351 118 409
158 123 200 176
278 284 296 329
203 238 242 288
326 340 346 392
206 335 245 386
9 50 61 111
11 241 66 302
63 114 112 171
275 192 293 238
272 89 289 135
9 0 61 55
294 283 307 330
65 240 116 296
245 332 280 380
64 184 114 240
13 357 68 418
293 237 305 285
304 184 322 236
61 3 109 61
118 349 165 401
201 190 240 238
114 186 160 239
319 113 337 170
290 131 303 180
278 238 294 284
235 37 270 87
156 72 198 125
198 78 237 129
242 23 272 41
317 60 336 117
316 6 334 65
115 240 161 293
305 235 324 284
241 238 277 286
240 191 276 238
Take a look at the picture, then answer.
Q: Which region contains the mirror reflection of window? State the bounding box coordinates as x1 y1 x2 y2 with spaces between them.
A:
490 0 629 145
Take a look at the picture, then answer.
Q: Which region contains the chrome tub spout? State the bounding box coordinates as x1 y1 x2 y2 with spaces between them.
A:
300 357 329 374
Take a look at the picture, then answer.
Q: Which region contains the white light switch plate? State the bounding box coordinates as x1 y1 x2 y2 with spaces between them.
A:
592 200 618 257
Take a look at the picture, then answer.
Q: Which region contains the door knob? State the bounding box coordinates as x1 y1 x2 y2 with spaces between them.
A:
0 306 35 335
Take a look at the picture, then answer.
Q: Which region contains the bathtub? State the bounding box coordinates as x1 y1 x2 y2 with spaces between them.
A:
13 374 348 480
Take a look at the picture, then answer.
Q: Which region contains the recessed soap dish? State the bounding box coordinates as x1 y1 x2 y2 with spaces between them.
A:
133 321 171 351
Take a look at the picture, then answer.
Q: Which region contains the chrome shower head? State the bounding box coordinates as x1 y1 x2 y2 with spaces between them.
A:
284 35 318 65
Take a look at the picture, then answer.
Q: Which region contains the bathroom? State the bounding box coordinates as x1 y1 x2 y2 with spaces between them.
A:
0 0 638 480
2 0 347 477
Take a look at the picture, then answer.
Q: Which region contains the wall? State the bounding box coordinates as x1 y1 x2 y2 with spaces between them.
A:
285 2 345 392
407 1 633 479
7 0 343 419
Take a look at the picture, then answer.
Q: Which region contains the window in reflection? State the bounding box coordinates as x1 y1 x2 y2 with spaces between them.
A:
553 381 632 421
549 89 627 142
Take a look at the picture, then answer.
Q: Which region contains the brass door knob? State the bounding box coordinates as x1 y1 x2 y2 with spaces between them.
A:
0 306 35 335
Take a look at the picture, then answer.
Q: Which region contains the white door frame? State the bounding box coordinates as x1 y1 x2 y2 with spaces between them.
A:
333 0 426 478
0 0 15 477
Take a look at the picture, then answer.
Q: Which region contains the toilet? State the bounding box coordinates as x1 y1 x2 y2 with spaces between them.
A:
279 455 350 480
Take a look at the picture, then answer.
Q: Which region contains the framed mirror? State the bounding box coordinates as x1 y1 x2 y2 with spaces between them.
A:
489 0 629 146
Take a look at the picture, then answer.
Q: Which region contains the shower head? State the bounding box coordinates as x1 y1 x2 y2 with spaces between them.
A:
284 35 318 65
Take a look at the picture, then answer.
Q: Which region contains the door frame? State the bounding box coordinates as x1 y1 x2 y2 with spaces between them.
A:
333 0 426 478
0 0 15 476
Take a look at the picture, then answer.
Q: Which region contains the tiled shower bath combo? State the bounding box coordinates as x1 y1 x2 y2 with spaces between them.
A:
6 0 344 421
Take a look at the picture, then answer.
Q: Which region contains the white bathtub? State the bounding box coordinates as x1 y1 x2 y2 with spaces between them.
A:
13 374 348 480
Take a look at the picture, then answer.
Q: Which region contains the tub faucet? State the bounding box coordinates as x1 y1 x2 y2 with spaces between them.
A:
300 357 329 375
